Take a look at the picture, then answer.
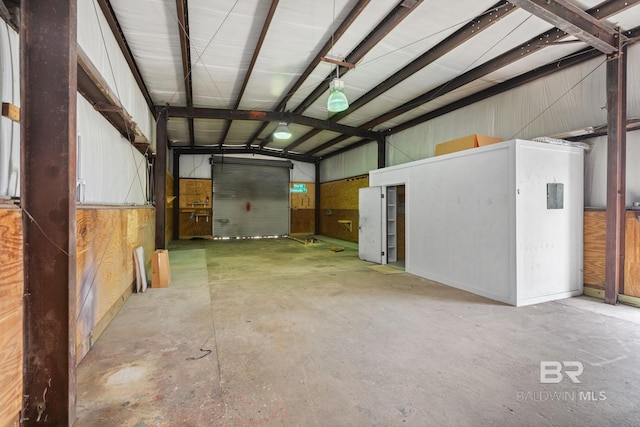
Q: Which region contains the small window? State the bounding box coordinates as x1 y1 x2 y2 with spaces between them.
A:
547 183 564 209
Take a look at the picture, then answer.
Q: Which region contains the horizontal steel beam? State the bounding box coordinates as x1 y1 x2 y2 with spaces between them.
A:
285 1 517 152
506 0 618 53
308 0 635 156
247 0 372 148
172 145 317 164
163 106 379 140
77 47 150 154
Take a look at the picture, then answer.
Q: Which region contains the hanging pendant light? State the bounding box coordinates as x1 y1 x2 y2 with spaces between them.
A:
273 121 292 139
327 77 349 113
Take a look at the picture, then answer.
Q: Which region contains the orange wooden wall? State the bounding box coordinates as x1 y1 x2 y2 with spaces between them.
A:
0 207 23 426
584 210 640 297
76 207 155 363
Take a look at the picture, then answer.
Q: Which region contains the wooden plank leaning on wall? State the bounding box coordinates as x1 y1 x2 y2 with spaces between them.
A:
0 206 23 426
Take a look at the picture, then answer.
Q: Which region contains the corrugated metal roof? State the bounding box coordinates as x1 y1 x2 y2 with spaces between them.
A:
105 0 640 159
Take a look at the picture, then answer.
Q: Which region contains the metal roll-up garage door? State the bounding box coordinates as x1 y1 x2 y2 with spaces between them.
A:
212 157 291 238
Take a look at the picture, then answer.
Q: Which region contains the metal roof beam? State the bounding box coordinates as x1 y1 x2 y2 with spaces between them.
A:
96 0 155 114
285 0 517 153
306 0 635 155
174 146 317 164
176 0 195 147
220 0 280 145
288 0 425 117
329 24 640 157
506 0 619 53
163 106 379 140
245 0 372 148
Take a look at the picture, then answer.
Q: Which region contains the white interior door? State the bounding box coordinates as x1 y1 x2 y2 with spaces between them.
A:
359 186 382 263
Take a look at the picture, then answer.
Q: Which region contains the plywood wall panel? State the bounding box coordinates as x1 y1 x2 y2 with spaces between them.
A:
320 176 368 242
0 208 23 426
167 172 174 244
583 211 606 288
291 209 315 234
583 210 640 297
320 175 368 211
290 182 315 234
76 207 154 363
624 211 640 297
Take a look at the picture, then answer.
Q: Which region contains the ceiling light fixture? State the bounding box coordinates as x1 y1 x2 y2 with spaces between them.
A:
327 76 349 113
273 121 292 139
326 0 349 114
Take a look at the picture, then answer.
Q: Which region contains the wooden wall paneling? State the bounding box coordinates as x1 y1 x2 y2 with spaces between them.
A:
320 175 369 242
291 210 315 234
290 181 315 234
584 211 607 288
166 172 174 244
0 208 23 425
179 178 212 239
583 210 640 297
75 207 154 363
624 211 640 297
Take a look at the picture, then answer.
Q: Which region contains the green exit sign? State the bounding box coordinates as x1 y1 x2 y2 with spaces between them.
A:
291 183 307 193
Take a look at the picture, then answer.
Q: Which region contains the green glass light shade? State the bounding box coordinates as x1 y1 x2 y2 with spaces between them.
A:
327 78 349 113
273 121 292 139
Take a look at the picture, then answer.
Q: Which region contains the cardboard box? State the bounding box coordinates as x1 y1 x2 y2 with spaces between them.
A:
434 134 503 156
152 249 171 288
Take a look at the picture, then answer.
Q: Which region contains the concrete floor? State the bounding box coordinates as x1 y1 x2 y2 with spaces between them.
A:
76 238 640 426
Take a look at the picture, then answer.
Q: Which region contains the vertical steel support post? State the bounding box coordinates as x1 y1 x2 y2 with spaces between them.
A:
21 0 77 423
155 109 168 249
377 133 386 169
605 32 627 304
172 150 180 241
315 161 321 235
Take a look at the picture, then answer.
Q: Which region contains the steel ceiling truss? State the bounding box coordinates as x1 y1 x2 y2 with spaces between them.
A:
219 0 280 146
505 0 619 54
175 0 195 147
306 0 637 156
283 0 518 153
246 0 373 148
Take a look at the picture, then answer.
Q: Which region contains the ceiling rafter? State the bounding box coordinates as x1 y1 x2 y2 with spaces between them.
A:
284 0 425 117
505 0 619 54
324 25 640 158
176 0 195 147
219 0 280 145
244 0 373 148
96 0 155 114
306 0 635 156
162 106 379 140
284 0 518 153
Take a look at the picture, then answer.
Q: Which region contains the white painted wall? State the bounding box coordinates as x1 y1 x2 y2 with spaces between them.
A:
178 153 315 182
321 141 377 182
0 21 19 198
515 142 584 305
0 12 152 205
369 140 583 306
179 154 211 179
77 96 149 205
77 0 154 145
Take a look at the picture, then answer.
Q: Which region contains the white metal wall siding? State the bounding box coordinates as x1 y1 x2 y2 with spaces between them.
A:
212 162 290 237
